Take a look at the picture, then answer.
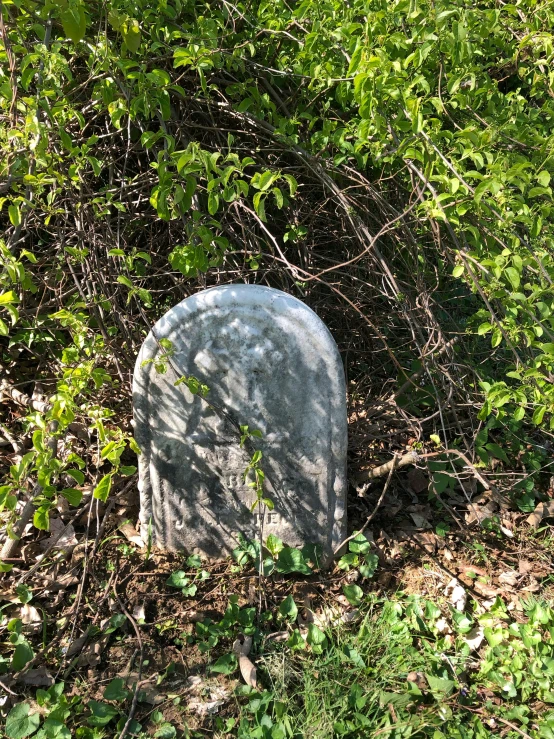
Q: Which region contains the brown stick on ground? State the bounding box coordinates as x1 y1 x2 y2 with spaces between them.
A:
357 449 491 493
358 451 419 488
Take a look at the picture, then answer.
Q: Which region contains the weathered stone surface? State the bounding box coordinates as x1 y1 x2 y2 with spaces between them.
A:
133 284 347 560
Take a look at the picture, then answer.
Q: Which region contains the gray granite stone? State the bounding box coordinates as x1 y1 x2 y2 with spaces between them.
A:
133 284 347 561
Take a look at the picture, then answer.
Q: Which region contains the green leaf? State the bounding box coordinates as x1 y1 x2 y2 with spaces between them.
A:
93 474 112 502
484 626 504 647
513 406 525 422
272 186 283 208
307 623 327 650
266 533 284 557
359 552 379 578
491 328 502 348
283 174 298 197
278 594 298 621
338 552 359 570
4 303 19 326
425 675 455 695
42 718 70 739
11 642 34 671
504 267 520 290
452 264 464 278
253 191 266 221
0 317 9 336
257 171 276 191
537 170 551 187
532 405 546 425
87 701 119 727
210 653 237 674
8 204 21 227
5 703 40 739
103 678 129 701
477 322 492 335
0 290 18 305
16 583 32 603
342 645 365 668
105 613 127 633
186 554 202 568
65 468 85 485
349 533 371 554
275 547 312 575
208 190 219 215
122 19 141 53
166 570 189 588
343 583 364 606
61 5 87 43
485 443 509 464
60 487 82 505
33 506 49 531
154 723 177 739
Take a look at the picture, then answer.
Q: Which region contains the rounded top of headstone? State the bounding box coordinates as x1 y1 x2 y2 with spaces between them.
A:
149 283 336 349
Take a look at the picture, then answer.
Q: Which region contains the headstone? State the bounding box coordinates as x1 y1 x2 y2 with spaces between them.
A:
133 284 347 561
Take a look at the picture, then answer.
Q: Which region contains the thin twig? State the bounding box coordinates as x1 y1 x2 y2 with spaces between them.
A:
113 585 144 739
334 454 399 555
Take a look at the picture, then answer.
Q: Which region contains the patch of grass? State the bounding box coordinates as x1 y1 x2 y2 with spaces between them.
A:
227 595 554 739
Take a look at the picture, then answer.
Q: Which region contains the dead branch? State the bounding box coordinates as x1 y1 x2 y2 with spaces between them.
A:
0 377 52 413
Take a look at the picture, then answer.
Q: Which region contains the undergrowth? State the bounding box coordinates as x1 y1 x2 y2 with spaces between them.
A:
5 584 554 738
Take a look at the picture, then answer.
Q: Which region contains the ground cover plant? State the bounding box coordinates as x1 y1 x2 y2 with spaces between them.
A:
1 0 554 736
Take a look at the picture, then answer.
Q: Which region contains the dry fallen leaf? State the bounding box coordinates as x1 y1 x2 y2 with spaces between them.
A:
410 513 432 529
132 603 146 623
121 672 162 704
465 502 497 526
522 577 541 593
77 637 109 667
526 501 554 528
233 636 257 688
499 525 513 538
407 671 427 690
66 628 91 658
21 604 41 625
118 522 143 547
411 531 436 553
445 578 467 611
42 518 78 551
188 698 225 716
407 469 429 493
498 571 518 587
265 631 289 643
474 581 500 598
19 666 54 687
187 681 229 716
435 617 451 634
463 626 484 651
518 560 534 575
